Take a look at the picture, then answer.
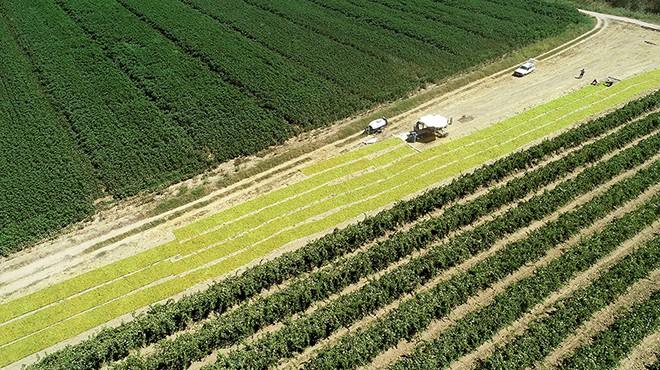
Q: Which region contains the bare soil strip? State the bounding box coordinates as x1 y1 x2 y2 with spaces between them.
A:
448 231 660 370
138 125 622 368
615 329 660 370
539 268 660 369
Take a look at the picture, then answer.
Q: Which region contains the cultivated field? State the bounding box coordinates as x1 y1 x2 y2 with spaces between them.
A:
1 4 659 370
0 0 586 256
12 83 660 370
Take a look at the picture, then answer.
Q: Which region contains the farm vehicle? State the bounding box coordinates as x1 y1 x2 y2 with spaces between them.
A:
407 114 452 143
364 117 388 134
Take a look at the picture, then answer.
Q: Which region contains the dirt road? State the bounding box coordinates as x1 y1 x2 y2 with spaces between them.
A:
0 13 658 366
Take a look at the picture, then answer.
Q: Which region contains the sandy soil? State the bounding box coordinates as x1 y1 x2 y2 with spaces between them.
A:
0 10 659 370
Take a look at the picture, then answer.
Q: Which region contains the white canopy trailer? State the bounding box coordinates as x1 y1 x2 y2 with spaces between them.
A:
415 114 449 131
409 114 452 142
365 117 388 134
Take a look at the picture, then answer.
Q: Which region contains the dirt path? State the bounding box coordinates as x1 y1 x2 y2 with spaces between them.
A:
616 329 660 370
540 268 660 369
1 10 659 370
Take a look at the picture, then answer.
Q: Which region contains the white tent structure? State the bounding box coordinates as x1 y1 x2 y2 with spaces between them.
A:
415 114 449 130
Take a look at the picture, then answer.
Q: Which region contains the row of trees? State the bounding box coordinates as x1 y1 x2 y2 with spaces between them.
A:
28 91 660 370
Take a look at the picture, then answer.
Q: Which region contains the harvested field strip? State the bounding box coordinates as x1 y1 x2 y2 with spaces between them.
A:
387 210 660 370
175 139 407 240
300 139 403 175
557 290 660 369
208 157 660 369
475 239 660 369
21 93 660 370
0 85 658 354
181 69 660 241
109 115 647 370
177 77 623 239
174 74 660 253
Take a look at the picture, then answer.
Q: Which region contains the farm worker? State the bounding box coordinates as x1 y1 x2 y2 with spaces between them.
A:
591 79 599 85
577 68 585 79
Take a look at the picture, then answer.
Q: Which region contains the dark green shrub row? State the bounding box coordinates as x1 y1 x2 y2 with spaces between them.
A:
558 289 660 369
110 108 660 370
209 135 660 369
30 92 660 370
476 235 660 369
311 169 660 370
0 19 96 256
392 206 660 370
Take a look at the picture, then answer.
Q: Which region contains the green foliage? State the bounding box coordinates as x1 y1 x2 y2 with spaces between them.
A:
391 204 660 370
0 20 96 256
558 289 660 369
290 141 660 370
20 90 660 370
112 113 660 370
1 0 589 256
475 237 660 369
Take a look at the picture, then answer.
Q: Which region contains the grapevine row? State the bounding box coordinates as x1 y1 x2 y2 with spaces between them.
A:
0 0 202 197
0 19 96 256
476 240 660 369
109 109 660 369
53 0 293 162
209 140 660 368
30 92 660 370
390 204 660 370
116 0 362 129
558 289 660 369
307 169 660 370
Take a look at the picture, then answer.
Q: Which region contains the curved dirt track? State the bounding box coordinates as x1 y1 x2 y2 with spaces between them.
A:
0 10 659 370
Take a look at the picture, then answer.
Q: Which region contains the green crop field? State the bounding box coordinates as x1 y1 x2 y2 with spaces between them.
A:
2 71 659 368
2 1 659 369
0 0 589 256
